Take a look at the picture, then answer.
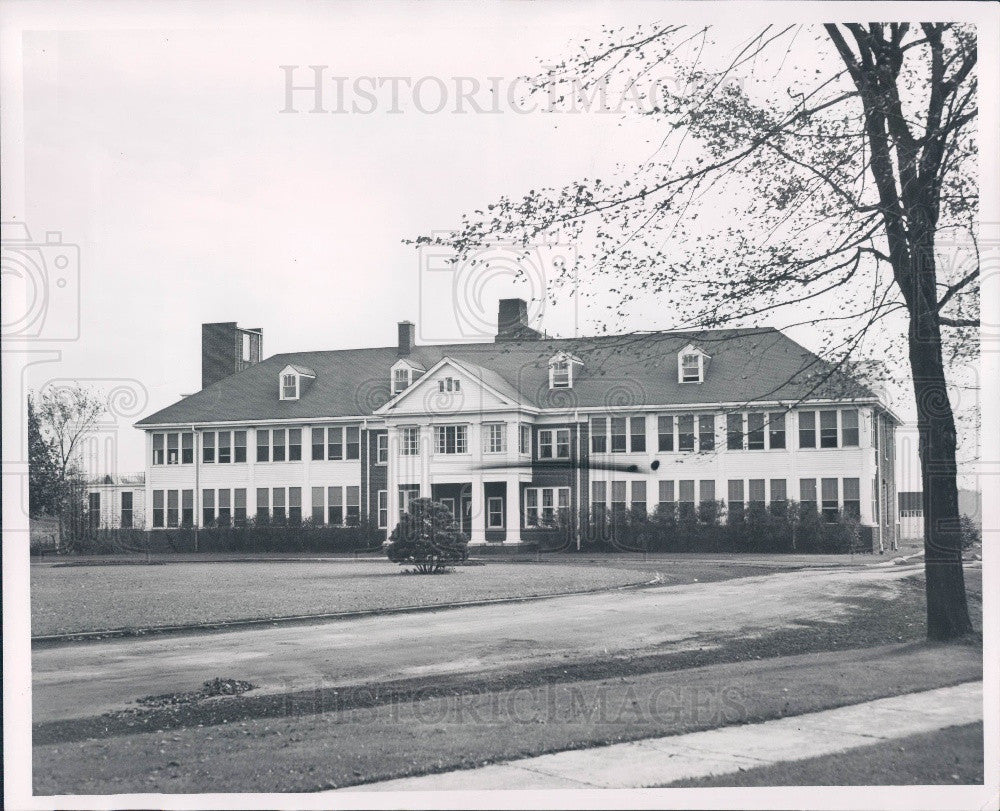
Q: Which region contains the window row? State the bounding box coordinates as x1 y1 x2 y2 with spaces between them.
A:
587 477 862 521
151 486 382 527
524 486 571 527
588 408 860 454
398 424 533 456
152 427 367 465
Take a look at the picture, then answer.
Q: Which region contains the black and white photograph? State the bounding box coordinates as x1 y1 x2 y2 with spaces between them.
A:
2 1 997 808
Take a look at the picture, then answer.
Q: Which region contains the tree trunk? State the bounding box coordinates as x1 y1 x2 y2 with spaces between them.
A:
908 300 973 640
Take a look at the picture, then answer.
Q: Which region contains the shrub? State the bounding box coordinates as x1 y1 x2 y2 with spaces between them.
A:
960 515 980 550
385 497 469 573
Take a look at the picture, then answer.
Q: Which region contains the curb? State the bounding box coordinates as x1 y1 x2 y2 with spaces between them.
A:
31 574 665 648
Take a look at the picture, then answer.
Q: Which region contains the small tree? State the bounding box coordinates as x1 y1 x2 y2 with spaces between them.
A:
27 394 62 517
386 498 469 574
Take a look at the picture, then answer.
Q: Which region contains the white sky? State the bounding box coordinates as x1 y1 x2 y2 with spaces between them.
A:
2 1 992 482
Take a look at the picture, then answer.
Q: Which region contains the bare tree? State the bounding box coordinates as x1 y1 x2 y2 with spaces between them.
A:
416 23 977 639
34 384 107 487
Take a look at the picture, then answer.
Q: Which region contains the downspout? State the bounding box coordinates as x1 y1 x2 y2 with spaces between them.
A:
363 418 370 529
192 423 199 553
575 408 581 551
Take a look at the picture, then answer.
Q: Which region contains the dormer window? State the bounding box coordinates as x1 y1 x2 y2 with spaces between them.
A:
548 352 582 389
391 359 425 396
278 364 315 401
678 345 709 384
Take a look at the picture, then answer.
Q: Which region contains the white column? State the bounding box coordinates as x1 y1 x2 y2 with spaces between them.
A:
504 476 522 544
469 475 486 544
386 425 399 538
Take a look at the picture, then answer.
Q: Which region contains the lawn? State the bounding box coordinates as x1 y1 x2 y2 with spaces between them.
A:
668 722 984 786
31 559 657 636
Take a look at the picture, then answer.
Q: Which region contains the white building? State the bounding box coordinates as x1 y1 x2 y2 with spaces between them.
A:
135 300 899 549
85 474 146 529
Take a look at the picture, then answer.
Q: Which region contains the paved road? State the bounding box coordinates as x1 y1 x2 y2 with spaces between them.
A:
32 562 919 724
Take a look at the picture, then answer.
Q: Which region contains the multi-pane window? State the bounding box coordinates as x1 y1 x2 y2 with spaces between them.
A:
484 423 506 454
630 417 646 452
820 411 839 448
678 479 696 517
312 427 325 460
121 491 133 528
288 429 302 461
311 487 324 523
519 424 531 455
611 481 627 513
630 481 647 514
346 486 360 525
698 416 715 451
748 479 766 512
438 377 461 392
590 479 608 517
272 429 287 461
768 413 786 450
799 411 816 448
182 489 194 527
524 486 570 527
398 486 419 519
681 353 701 383
435 425 468 454
256 488 269 521
272 488 287 524
821 478 839 520
346 427 360 459
401 426 420 456
487 497 504 529
591 417 607 453
770 479 787 513
218 489 232 525
234 430 247 462
167 490 179 528
282 373 297 400
328 487 344 525
610 417 627 453
218 431 232 463
727 480 745 519
843 477 861 518
203 431 215 463
88 492 100 528
538 428 570 459
202 489 215 526
234 489 246 525
800 478 817 513
747 414 766 450
658 416 674 452
550 359 571 388
841 409 859 446
257 429 270 462
376 433 388 464
152 431 195 465
393 367 409 395
327 426 343 459
678 415 695 452
378 490 388 529
152 490 165 527
727 413 744 450
658 480 674 513
289 487 302 524
699 480 715 508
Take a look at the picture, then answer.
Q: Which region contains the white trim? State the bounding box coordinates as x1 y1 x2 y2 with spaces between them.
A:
375 356 516 414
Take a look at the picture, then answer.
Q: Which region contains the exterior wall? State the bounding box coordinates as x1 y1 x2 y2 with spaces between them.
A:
86 482 146 529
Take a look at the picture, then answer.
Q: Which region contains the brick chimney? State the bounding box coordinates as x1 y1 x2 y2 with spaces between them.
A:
202 322 263 389
398 321 415 355
496 298 542 342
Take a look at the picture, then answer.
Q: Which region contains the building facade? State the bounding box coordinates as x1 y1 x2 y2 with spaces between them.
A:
136 302 898 549
85 474 147 529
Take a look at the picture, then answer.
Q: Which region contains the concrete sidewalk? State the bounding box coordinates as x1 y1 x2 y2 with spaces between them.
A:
346 681 982 791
